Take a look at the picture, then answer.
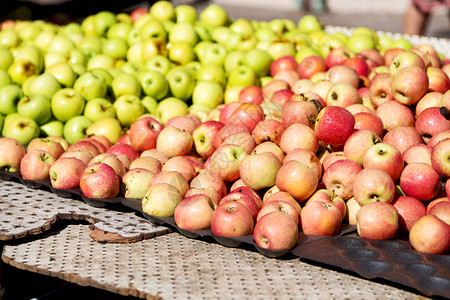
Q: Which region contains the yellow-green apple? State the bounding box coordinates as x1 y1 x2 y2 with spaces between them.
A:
161 156 197 182
389 51 426 75
51 88 85 123
26 73 61 99
356 202 399 240
238 86 264 105
280 123 318 154
400 162 441 201
208 144 247 182
428 201 450 225
315 106 355 148
83 98 115 122
113 94 144 128
190 171 227 198
86 117 123 145
2 115 40 146
174 194 215 230
382 126 423 153
252 142 285 163
301 199 342 236
376 100 415 131
17 94 52 126
253 211 298 250
20 149 55 181
363 143 404 181
40 120 64 138
306 189 346 219
213 123 249 149
343 129 381 166
392 196 427 235
409 214 450 254
353 168 395 206
228 103 264 132
199 4 228 27
49 157 86 190
239 152 281 191
192 121 224 159
291 79 314 95
346 197 361 225
430 138 450 177
325 65 360 89
138 70 169 100
62 116 94 145
353 112 384 137
211 201 254 237
166 68 195 101
282 148 322 179
129 156 162 174
323 159 362 201
276 160 318 203
128 116 163 152
59 149 93 166
325 82 361 108
149 170 189 197
402 144 432 165
281 100 319 130
79 163 120 199
142 182 182 217
156 126 193 158
192 81 224 109
415 92 443 117
416 107 450 143
88 153 126 177
27 137 65 160
222 131 256 154
156 97 189 124
391 66 428 105
73 71 107 101
106 142 139 162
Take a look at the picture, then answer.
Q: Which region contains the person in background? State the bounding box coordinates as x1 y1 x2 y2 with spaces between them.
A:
297 0 326 13
403 0 450 35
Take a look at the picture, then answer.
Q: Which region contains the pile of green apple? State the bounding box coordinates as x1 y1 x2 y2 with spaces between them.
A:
0 1 449 255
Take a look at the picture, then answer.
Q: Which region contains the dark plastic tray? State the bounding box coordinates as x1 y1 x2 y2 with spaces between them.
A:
2 170 450 298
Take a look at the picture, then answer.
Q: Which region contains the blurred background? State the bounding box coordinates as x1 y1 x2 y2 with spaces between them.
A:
1 0 449 37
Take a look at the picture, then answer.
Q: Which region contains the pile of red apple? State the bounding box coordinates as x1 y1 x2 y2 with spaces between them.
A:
0 1 449 255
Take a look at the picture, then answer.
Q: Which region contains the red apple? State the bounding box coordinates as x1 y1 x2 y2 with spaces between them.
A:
251 119 284 145
270 55 298 77
253 211 299 251
392 196 427 234
430 138 450 177
0 137 26 172
322 159 362 200
363 143 404 181
88 153 126 177
409 214 450 254
391 66 429 105
382 126 423 153
190 171 227 198
20 150 55 181
184 187 222 207
67 140 101 158
161 156 197 182
128 116 163 152
400 162 441 201
106 142 139 162
228 103 265 131
222 131 256 154
129 156 162 174
192 120 225 159
238 85 264 105
59 149 93 166
281 100 319 129
27 137 65 160
280 123 318 154
353 168 395 206
213 123 249 149
80 163 120 198
283 148 322 179
415 107 450 143
164 115 199 135
276 160 318 203
356 202 399 240
211 201 254 237
264 191 302 214
149 170 189 197
174 194 215 231
301 200 342 236
428 201 450 225
219 102 241 125
256 200 299 225
343 129 381 166
49 157 86 190
315 106 355 148
376 100 415 132
219 191 261 221
208 144 247 182
368 73 394 109
140 149 169 164
270 89 295 108
298 55 327 79
402 144 432 165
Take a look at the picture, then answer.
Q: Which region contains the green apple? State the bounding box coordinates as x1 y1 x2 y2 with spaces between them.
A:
106 22 133 40
111 72 141 98
14 45 44 73
87 54 115 70
234 34 258 52
86 117 123 144
230 18 254 36
156 97 189 124
90 68 114 97
347 33 376 53
113 94 145 127
145 55 173 76
243 48 273 77
175 4 197 23
319 34 346 57
168 42 195 65
297 14 322 33
185 61 202 77
33 28 57 52
169 22 198 46
138 70 169 100
69 48 88 67
391 37 413 50
101 38 128 59
40 120 64 137
17 94 52 125
166 67 195 101
51 88 85 122
8 60 37 85
45 62 77 88
79 35 102 58
0 28 20 48
27 73 61 99
211 26 231 45
139 19 167 41
224 85 245 103
227 65 258 87
198 43 227 66
150 1 176 21
142 96 158 115
47 33 75 54
94 11 117 36
73 71 108 101
196 64 226 87
81 15 96 35
224 50 245 73
188 103 211 122
199 4 228 27
84 98 116 122
44 51 68 69
267 40 296 60
195 23 212 42
0 84 23 115
2 115 40 145
255 27 278 42
0 70 11 88
0 113 5 133
63 115 94 144
192 81 224 109
0 48 13 71
295 45 321 63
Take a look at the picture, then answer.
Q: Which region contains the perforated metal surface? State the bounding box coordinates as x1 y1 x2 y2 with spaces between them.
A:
0 180 170 241
2 224 427 299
